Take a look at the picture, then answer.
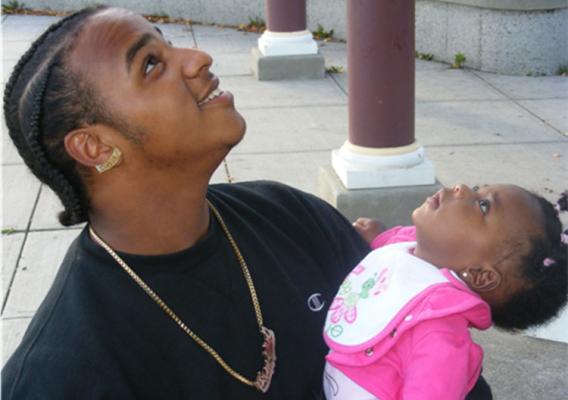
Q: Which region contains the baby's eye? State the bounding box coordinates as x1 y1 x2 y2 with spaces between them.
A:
472 185 480 192
478 199 490 215
144 55 159 75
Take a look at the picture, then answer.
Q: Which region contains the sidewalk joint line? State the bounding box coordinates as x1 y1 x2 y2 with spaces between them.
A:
1 227 83 234
2 316 33 321
233 148 332 156
207 50 259 55
2 313 35 320
238 103 346 111
231 139 567 157
425 140 566 149
1 184 43 315
189 22 198 49
216 73 252 78
1 162 25 167
26 227 83 233
328 72 348 96
418 96 568 103
418 98 530 104
472 71 566 137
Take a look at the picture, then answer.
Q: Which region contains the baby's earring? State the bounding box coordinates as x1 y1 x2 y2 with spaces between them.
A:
95 147 122 173
461 271 469 279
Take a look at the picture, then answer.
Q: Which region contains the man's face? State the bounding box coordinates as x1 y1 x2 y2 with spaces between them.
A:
69 8 246 172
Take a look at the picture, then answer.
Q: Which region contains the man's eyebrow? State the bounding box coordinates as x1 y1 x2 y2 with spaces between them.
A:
125 33 155 73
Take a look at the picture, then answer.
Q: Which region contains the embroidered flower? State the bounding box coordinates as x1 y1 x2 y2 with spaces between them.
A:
328 268 391 325
329 296 358 324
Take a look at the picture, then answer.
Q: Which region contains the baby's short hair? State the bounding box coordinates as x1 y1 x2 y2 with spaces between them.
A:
491 192 567 331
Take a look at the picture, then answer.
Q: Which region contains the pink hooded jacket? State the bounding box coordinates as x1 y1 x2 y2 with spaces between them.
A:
324 226 492 400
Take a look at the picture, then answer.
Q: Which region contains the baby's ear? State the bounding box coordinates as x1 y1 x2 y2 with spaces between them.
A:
464 266 502 292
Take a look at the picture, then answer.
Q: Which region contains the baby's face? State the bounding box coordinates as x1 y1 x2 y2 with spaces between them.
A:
411 184 542 275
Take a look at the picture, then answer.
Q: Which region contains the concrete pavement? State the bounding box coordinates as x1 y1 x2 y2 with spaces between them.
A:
2 14 567 399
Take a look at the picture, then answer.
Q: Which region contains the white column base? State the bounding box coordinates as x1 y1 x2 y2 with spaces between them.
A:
331 141 436 189
258 30 318 56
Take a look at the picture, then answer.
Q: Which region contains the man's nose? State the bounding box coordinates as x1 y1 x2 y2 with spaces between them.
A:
180 48 213 79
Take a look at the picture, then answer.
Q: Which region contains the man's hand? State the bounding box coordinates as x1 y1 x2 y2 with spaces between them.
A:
352 217 384 245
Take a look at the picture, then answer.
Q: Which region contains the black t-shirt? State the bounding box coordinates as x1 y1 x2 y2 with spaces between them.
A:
2 181 370 399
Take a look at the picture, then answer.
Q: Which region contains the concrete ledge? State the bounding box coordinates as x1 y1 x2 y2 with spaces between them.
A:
416 0 568 75
17 0 568 75
439 0 568 11
318 165 441 227
251 47 325 81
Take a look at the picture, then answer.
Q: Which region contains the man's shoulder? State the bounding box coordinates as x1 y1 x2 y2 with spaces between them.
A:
2 230 115 398
210 180 319 202
2 326 110 399
209 180 367 262
209 180 340 220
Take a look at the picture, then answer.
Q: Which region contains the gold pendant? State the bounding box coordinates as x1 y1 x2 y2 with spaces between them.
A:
254 326 276 393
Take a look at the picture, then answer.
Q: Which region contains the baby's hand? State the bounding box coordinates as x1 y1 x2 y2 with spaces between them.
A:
353 217 384 245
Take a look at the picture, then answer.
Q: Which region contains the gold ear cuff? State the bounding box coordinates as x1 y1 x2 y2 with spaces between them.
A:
95 147 122 173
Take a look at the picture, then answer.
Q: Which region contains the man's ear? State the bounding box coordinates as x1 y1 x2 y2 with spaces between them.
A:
464 266 502 292
64 128 114 169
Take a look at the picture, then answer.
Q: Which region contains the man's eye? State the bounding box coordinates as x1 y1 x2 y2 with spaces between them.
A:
478 199 490 215
144 56 158 75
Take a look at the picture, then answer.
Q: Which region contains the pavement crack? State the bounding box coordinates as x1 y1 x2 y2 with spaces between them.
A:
1 184 43 315
472 71 566 138
426 140 566 149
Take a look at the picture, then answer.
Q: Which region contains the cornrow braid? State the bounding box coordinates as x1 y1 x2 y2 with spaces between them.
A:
3 10 82 109
3 10 82 164
492 191 567 331
20 61 87 225
4 5 121 226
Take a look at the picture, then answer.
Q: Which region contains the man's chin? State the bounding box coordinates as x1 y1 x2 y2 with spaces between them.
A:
228 118 247 149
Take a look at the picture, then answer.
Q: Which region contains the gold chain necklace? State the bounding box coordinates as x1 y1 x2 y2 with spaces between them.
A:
88 200 276 393
223 159 234 183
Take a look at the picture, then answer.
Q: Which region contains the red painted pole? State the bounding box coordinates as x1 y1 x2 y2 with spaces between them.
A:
265 0 307 32
347 0 415 148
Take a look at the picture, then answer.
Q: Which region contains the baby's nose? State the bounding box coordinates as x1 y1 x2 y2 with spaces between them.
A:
452 184 471 198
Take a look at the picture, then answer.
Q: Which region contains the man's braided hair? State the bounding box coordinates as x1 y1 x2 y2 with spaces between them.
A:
4 5 120 226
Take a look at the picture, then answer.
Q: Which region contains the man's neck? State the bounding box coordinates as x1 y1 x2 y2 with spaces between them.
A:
88 174 212 255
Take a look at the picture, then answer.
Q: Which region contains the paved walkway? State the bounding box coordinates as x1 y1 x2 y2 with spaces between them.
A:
2 14 567 399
